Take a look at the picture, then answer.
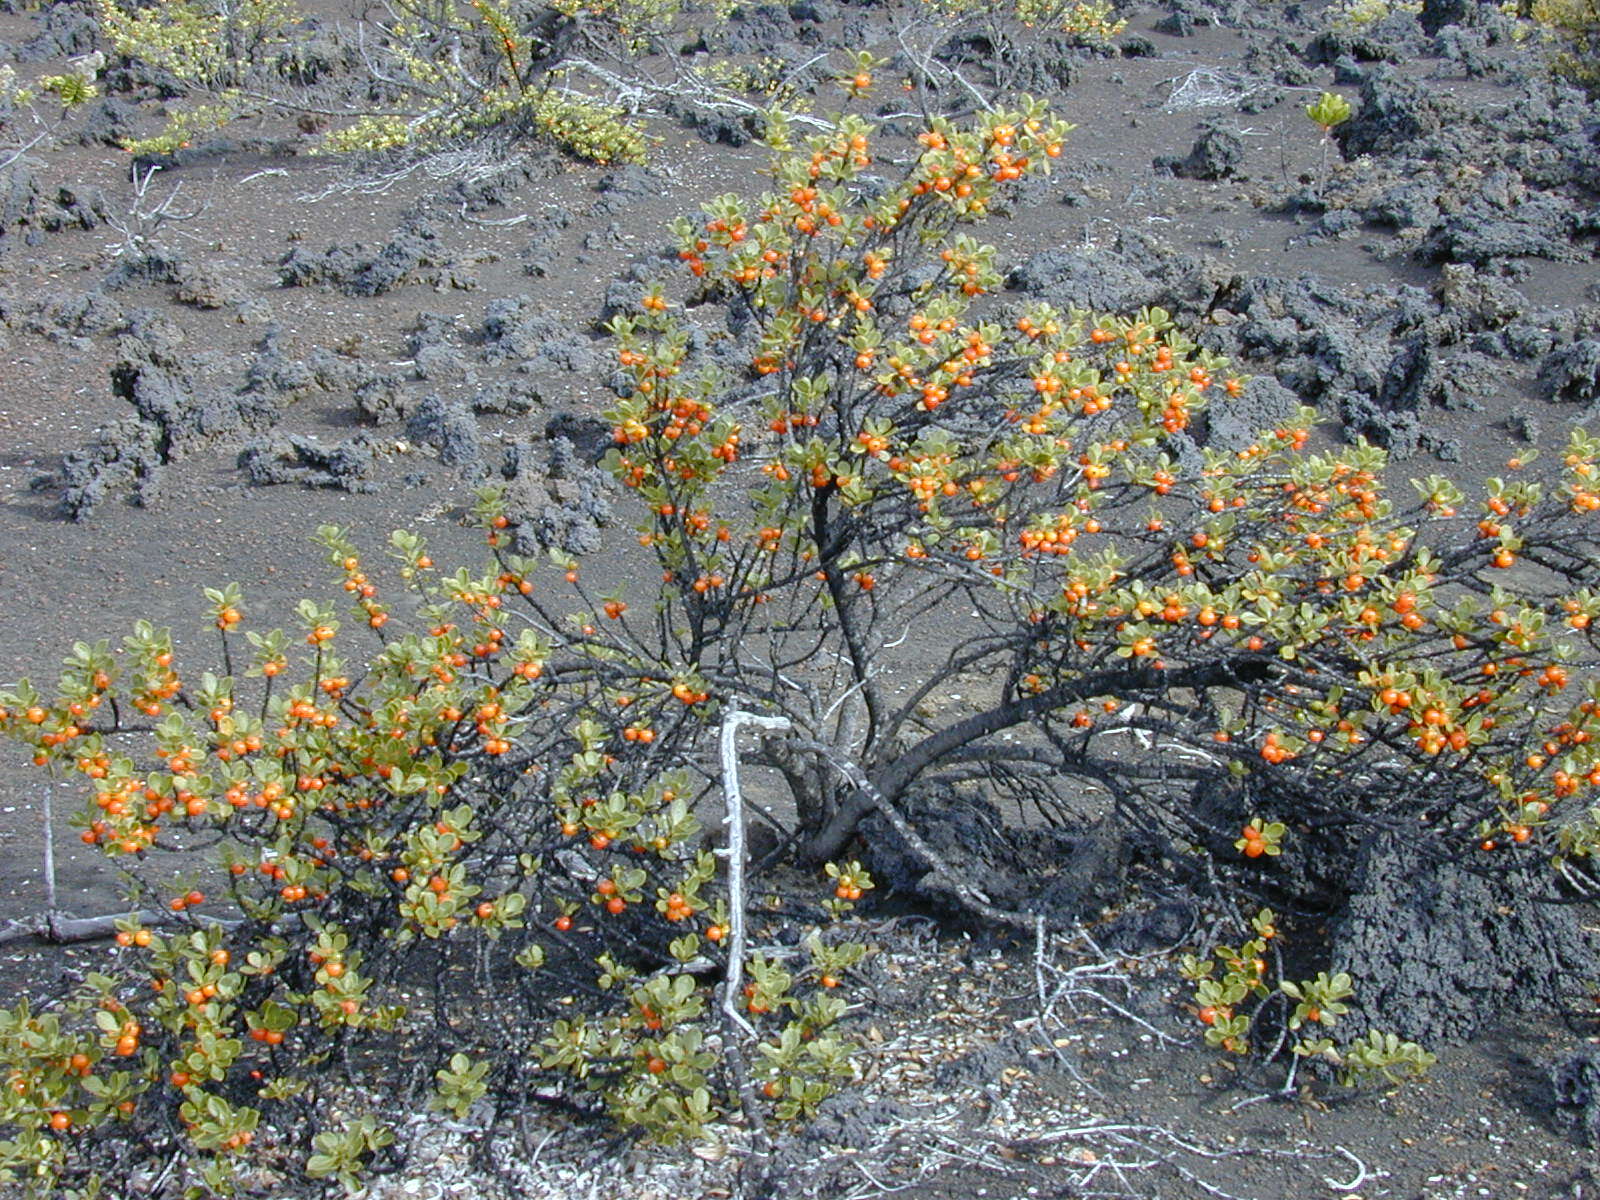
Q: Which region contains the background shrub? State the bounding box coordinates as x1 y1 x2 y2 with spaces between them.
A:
1533 0 1600 91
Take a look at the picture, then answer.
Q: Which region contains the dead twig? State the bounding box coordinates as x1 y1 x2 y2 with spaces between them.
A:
0 131 47 174
1322 1144 1374 1191
0 788 240 947
0 909 241 948
717 707 792 1199
104 165 207 258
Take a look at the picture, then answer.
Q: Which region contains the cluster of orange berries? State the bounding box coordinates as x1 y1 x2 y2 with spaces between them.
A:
893 451 959 509
768 410 820 436
665 678 705 705
803 128 873 180
284 697 338 730
1236 425 1309 462
854 427 891 457
112 1016 141 1057
1568 484 1600 512
935 243 991 296
1019 516 1081 556
1258 731 1295 765
743 983 772 1016
595 877 627 915
132 651 181 716
81 773 170 852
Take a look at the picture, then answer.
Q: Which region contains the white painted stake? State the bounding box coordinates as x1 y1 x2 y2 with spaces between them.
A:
41 787 58 940
717 708 791 1040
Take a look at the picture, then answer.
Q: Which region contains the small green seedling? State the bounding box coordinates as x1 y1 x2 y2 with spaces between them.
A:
1304 91 1354 189
1304 91 1353 132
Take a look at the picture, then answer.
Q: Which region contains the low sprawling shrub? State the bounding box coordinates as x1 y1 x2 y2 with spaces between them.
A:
0 513 872 1195
2 87 1599 1195
1532 0 1600 90
95 0 673 163
920 0 1126 40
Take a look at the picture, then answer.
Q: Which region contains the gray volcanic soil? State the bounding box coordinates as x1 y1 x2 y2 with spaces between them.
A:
2 0 1600 1195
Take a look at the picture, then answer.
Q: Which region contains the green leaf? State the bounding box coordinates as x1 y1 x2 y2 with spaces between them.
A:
1305 91 1353 130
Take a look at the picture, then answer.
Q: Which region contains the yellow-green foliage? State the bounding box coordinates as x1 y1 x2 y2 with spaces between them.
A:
1328 0 1422 30
339 0 651 163
1017 0 1127 36
97 0 653 164
37 74 99 110
96 0 299 89
920 0 1128 42
1533 0 1600 89
529 89 650 164
551 0 691 49
96 0 298 158
0 64 32 110
0 511 871 1195
316 114 415 156
319 89 647 165
121 98 245 157
1305 91 1353 131
1183 907 1435 1084
694 56 814 111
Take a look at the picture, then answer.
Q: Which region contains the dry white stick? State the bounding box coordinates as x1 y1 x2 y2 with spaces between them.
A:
718 708 792 1038
147 1150 183 1198
41 788 58 940
0 132 47 174
717 708 794 1200
1323 1145 1372 1191
562 55 839 133
4 797 239 946
1033 914 1049 1005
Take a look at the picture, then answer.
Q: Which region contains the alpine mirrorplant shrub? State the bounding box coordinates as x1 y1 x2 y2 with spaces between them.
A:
1327 0 1422 29
313 0 655 164
95 0 300 91
593 93 1599 871
590 93 1600 1047
96 0 307 159
0 517 871 1197
1 90 1598 1193
1182 903 1435 1084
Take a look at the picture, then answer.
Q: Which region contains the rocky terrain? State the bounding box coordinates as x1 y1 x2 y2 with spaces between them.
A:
2 0 1599 1195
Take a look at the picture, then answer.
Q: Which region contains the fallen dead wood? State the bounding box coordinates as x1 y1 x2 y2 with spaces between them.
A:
0 909 240 947
1 788 239 947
